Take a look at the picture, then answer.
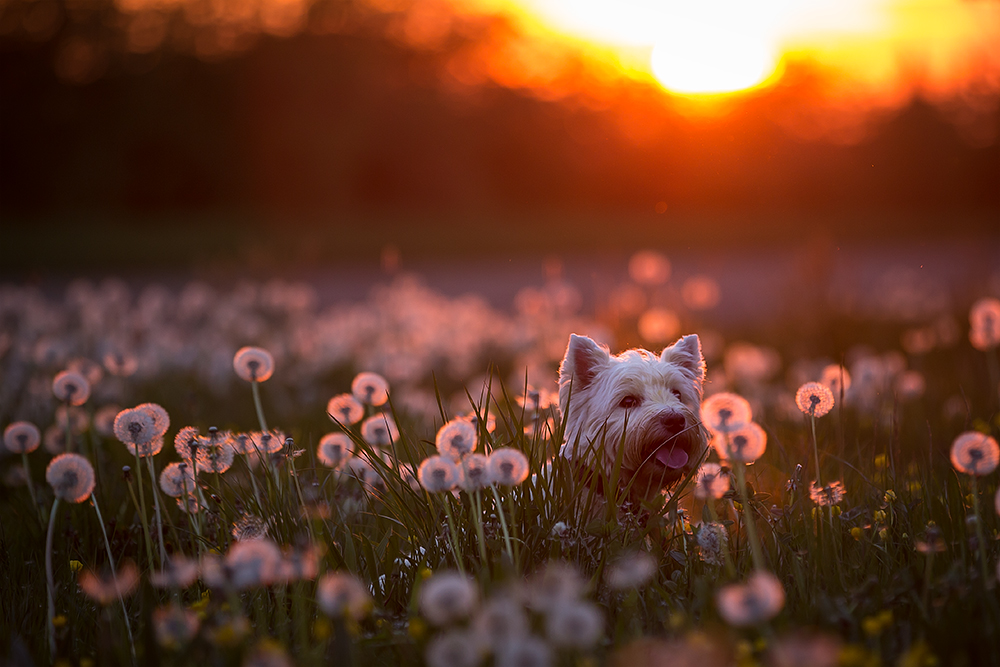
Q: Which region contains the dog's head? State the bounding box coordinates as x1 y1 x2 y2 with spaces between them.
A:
557 333 707 502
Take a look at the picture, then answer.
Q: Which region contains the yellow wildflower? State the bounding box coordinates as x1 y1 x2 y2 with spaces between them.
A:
313 617 331 640
408 617 427 640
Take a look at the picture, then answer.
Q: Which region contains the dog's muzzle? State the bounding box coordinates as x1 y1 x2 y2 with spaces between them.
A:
650 411 691 470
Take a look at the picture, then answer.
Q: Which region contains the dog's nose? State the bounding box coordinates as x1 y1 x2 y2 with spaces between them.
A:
660 412 686 433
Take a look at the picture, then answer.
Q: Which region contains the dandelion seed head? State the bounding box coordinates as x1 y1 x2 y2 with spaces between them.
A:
250 430 286 454
276 544 323 583
425 629 483 667
418 455 461 493
629 250 671 286
224 538 282 589
460 453 492 491
103 349 138 377
150 556 199 589
795 382 835 417
710 421 766 463
495 635 552 667
52 370 90 405
769 632 841 667
352 371 390 406
969 297 1000 350
67 357 103 385
43 425 68 454
3 421 41 453
318 432 354 469
697 522 729 567
361 414 398 447
316 571 373 620
472 595 529 648
895 370 925 399
232 514 269 541
159 461 196 498
93 405 120 437
809 480 846 507
436 418 478 461
114 404 167 447
716 571 785 627
174 426 201 461
693 462 730 500
701 392 752 434
487 448 530 486
78 561 139 605
527 562 586 612
463 410 497 434
546 600 604 649
344 455 383 490
195 436 235 473
638 307 681 345
820 364 851 396
950 431 1000 476
137 402 170 435
177 494 200 514
126 437 165 458
153 604 200 649
233 346 275 382
45 452 95 502
915 524 945 554
606 551 657 590
230 432 255 455
327 393 365 425
419 571 478 626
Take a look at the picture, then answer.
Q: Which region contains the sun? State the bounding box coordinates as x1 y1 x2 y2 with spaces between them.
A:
649 17 779 95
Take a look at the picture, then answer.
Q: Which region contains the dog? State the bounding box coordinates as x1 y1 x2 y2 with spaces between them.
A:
557 333 708 504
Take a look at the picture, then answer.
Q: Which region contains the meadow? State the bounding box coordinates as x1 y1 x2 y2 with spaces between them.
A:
1 249 999 667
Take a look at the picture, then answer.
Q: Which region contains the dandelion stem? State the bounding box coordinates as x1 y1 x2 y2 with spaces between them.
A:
146 457 167 566
251 380 269 432
734 461 765 572
489 485 515 566
810 413 822 487
440 495 465 576
126 468 155 570
92 496 136 664
45 497 61 659
288 451 315 543
21 451 43 526
470 490 488 567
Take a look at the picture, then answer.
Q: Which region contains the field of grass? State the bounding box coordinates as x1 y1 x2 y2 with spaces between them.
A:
1 253 999 667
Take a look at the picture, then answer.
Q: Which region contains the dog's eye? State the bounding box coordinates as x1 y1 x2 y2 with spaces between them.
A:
619 395 642 409
671 388 683 400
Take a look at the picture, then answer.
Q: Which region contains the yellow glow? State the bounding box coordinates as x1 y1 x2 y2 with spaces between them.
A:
490 0 999 98
649 17 776 94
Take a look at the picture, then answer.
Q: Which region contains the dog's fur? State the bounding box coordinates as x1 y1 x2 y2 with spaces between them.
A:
557 333 708 503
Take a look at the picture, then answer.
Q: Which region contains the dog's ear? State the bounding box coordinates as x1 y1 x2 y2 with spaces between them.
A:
560 334 610 391
661 334 706 381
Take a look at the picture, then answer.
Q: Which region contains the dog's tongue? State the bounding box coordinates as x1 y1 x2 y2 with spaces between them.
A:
655 447 689 469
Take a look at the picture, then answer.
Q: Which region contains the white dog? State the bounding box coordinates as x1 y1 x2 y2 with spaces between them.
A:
557 333 708 503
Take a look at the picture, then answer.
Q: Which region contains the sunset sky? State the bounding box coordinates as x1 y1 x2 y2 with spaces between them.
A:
1 0 998 248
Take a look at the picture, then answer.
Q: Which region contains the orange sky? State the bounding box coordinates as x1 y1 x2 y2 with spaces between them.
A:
40 0 997 143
